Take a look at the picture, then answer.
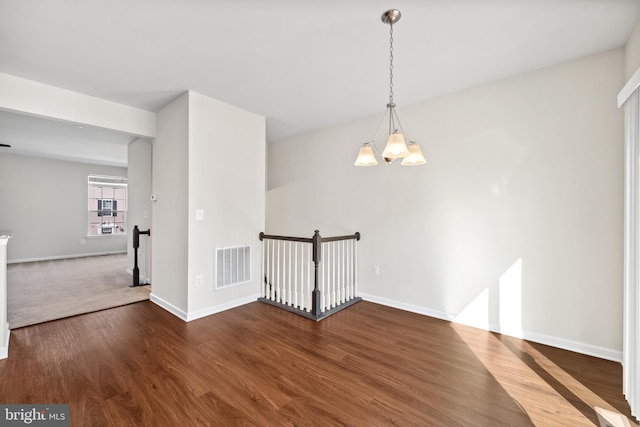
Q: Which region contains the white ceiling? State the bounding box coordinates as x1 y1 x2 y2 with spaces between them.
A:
1 0 639 166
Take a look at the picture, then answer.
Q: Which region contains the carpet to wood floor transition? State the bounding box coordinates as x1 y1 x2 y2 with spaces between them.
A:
6 253 150 328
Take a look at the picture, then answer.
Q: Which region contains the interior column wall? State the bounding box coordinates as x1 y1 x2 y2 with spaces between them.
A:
150 91 265 320
127 138 153 283
186 91 265 317
150 93 189 314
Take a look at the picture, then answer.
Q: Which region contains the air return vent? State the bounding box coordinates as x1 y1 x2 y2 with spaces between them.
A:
215 245 251 289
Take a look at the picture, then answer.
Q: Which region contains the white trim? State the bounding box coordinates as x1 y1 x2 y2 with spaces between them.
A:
186 293 260 322
618 66 640 107
7 250 126 264
360 293 622 363
150 293 259 322
360 293 456 321
622 89 640 419
0 324 10 360
150 293 188 321
522 330 621 363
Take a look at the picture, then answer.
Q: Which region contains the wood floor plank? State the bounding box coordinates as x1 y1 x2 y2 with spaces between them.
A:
0 300 636 426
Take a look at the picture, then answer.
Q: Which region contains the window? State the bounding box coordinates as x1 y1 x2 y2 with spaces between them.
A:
88 175 127 236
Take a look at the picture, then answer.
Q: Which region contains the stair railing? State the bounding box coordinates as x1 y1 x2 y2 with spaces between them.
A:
258 230 361 321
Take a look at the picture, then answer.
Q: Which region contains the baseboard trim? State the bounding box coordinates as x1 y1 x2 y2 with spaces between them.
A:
0 324 10 360
186 294 260 322
150 294 188 321
359 293 622 363
150 293 259 323
520 331 622 363
8 250 127 264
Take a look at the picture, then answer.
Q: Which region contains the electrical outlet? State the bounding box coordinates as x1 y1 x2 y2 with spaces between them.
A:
80 239 86 245
195 275 204 286
196 209 204 220
373 266 380 276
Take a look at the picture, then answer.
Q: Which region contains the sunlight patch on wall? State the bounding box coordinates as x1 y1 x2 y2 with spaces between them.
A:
453 287 490 330
499 258 522 337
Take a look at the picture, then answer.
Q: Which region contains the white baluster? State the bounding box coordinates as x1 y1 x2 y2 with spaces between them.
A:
323 242 328 310
340 240 345 303
340 240 347 304
292 242 296 307
336 241 340 305
307 244 312 311
277 240 282 303
326 242 330 310
332 242 337 308
260 240 264 297
345 239 350 301
354 238 358 297
287 241 292 306
330 242 334 309
262 239 271 299
302 243 306 311
320 242 324 310
350 239 354 300
272 240 276 301
327 242 335 308
266 240 271 300
266 240 270 299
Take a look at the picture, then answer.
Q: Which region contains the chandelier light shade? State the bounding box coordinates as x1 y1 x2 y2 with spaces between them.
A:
381 130 409 159
401 142 427 166
354 9 426 167
354 145 378 166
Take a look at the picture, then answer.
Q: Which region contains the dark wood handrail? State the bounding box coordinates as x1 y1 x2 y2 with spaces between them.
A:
259 231 360 244
259 232 313 244
320 232 360 243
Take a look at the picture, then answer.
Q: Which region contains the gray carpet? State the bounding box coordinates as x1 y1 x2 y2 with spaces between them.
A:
7 253 150 329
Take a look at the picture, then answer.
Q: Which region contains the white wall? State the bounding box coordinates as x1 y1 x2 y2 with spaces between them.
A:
151 91 265 319
127 138 153 283
267 47 625 360
0 153 127 262
151 93 189 313
187 92 265 315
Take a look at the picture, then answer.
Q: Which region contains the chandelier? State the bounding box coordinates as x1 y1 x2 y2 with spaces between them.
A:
354 9 426 166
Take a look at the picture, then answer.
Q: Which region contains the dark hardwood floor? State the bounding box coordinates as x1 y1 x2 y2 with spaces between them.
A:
0 300 636 426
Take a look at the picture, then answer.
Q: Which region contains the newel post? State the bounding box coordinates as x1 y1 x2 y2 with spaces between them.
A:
131 225 150 288
311 230 322 317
